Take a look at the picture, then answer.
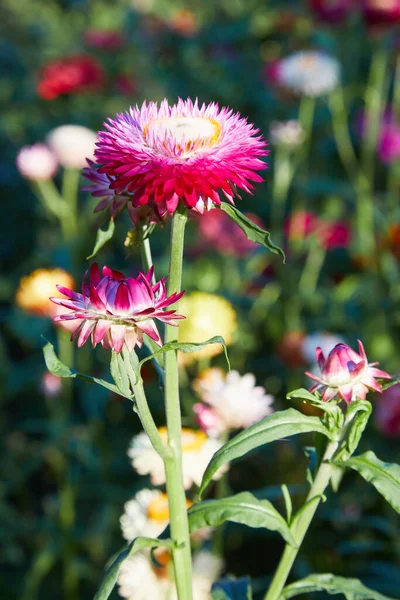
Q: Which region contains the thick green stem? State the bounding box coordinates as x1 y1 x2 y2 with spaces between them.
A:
328 87 359 181
271 148 293 244
61 168 80 238
264 438 340 600
298 241 326 296
164 207 193 600
122 347 171 461
33 179 73 240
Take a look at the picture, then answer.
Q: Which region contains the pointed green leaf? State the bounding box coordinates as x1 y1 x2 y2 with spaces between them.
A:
188 492 296 547
220 202 285 261
198 409 332 498
335 451 400 514
138 336 230 376
87 219 115 259
93 537 173 600
110 352 132 398
43 340 132 399
281 573 395 599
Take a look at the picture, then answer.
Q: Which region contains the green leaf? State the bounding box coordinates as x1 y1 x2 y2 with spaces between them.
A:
220 202 285 261
212 577 253 600
335 451 400 514
110 352 132 399
281 573 395 599
87 219 115 259
93 537 173 600
287 389 344 431
188 492 296 547
43 340 132 399
198 409 331 498
138 336 230 376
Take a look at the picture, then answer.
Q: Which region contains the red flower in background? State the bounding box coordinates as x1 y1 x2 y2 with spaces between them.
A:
285 210 351 249
362 0 400 27
375 383 400 437
37 54 104 100
197 209 264 257
309 0 354 24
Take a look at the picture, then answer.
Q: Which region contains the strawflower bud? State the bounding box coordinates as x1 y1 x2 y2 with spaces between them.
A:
50 264 185 353
16 144 58 180
306 340 391 403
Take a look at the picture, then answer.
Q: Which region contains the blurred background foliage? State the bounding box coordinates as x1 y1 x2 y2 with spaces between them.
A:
1 0 400 598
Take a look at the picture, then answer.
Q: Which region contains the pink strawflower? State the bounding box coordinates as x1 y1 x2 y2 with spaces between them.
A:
319 221 351 249
16 144 58 180
50 264 185 353
84 29 125 51
94 98 268 216
197 209 263 257
375 383 400 437
306 340 391 404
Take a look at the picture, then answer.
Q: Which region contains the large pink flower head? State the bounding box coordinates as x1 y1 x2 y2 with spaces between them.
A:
94 98 268 217
306 341 391 404
50 264 185 353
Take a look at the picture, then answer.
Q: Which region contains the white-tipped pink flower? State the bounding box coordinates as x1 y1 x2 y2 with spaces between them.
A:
306 341 391 404
50 264 185 353
16 144 58 180
94 97 268 216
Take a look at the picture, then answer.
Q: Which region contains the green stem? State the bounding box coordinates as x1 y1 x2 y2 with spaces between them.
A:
140 235 155 278
264 437 340 600
164 206 193 600
298 241 327 296
33 179 73 240
328 86 359 181
61 168 80 238
122 347 171 461
271 147 293 243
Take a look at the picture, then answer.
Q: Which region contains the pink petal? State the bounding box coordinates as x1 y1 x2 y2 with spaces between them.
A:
103 266 125 280
316 347 325 370
89 263 101 287
114 283 132 312
338 384 353 404
110 324 126 353
136 319 162 345
93 319 112 344
77 320 96 347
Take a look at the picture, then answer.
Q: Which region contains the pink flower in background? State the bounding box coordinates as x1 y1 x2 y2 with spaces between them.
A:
84 29 125 51
378 121 400 164
309 0 354 23
306 340 391 403
362 0 400 27
37 54 104 100
285 211 319 241
114 74 136 96
319 221 351 249
375 383 400 437
16 144 58 180
95 98 268 217
197 209 263 257
50 264 185 353
285 211 351 249
40 372 62 398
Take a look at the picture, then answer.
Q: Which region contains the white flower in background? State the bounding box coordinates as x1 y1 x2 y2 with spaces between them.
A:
278 51 340 97
269 120 305 147
118 550 223 600
193 368 274 437
120 489 192 541
16 143 58 180
302 331 344 364
128 427 227 489
46 125 97 168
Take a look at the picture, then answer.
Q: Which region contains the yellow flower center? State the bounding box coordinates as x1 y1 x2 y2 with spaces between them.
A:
147 492 193 521
144 116 221 156
157 426 208 452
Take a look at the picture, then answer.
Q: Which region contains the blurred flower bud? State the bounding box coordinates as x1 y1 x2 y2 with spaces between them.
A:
16 268 75 317
47 125 97 169
16 144 58 180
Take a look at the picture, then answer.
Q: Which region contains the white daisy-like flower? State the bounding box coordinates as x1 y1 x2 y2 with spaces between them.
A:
128 427 227 489
269 120 305 147
278 51 340 97
120 489 192 542
193 368 274 437
118 550 223 600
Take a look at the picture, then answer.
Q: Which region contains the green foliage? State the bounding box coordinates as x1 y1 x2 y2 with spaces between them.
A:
335 451 400 514
43 339 132 398
199 409 332 497
87 219 116 259
212 577 253 599
188 492 296 546
93 537 173 600
220 202 285 261
281 573 395 599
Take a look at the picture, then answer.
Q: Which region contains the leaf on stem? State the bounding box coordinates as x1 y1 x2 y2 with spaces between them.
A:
335 451 400 514
281 573 395 599
137 336 230 377
110 352 133 399
198 409 332 498
220 202 285 261
188 492 296 547
87 219 115 259
42 340 132 399
93 537 173 600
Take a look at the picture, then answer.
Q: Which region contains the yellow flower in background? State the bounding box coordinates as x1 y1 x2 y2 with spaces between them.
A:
178 292 237 365
16 268 75 317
